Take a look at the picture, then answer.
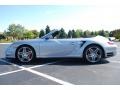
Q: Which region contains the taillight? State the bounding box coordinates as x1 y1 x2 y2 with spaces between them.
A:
107 41 114 45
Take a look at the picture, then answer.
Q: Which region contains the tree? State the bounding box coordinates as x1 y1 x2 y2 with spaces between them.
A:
45 25 50 34
112 29 120 39
67 30 72 38
0 34 5 40
39 29 45 38
104 31 109 37
7 24 25 39
23 30 34 39
72 29 77 38
31 30 39 38
75 29 80 38
109 31 113 37
58 28 67 38
98 30 105 36
79 30 84 37
4 30 10 37
91 31 94 36
83 30 90 37
94 31 98 36
90 31 97 37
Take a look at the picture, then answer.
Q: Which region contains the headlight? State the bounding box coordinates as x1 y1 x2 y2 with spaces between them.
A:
10 44 17 48
6 43 18 52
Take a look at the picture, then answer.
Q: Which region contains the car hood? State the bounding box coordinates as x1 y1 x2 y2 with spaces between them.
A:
13 38 42 44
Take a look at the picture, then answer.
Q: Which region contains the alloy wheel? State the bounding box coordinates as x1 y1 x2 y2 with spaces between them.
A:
85 46 102 63
17 46 33 62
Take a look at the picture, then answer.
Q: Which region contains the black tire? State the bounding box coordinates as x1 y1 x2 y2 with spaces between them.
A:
15 45 36 63
83 44 103 64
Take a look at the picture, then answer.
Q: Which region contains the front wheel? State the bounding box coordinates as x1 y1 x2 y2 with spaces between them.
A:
83 45 103 63
16 45 35 63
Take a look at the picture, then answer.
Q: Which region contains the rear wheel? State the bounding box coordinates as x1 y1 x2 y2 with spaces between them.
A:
16 45 35 63
83 45 103 63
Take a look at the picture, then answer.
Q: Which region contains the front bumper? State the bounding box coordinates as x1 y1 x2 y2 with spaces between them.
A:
5 46 16 59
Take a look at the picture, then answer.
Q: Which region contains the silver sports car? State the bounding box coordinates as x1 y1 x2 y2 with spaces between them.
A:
5 30 117 63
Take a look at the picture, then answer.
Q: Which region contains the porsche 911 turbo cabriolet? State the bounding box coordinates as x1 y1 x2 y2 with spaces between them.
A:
5 30 117 63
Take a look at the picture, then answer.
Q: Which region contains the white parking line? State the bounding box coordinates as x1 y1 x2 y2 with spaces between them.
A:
0 59 59 69
0 59 74 85
110 60 120 63
0 69 24 76
24 68 74 85
0 59 58 76
29 61 58 69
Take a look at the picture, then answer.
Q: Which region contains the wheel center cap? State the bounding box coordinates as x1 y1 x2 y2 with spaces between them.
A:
91 53 96 57
23 53 28 58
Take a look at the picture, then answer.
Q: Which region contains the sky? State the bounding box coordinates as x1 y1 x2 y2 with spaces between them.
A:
0 4 120 32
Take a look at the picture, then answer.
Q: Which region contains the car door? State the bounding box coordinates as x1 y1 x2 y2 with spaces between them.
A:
59 40 84 57
39 39 77 57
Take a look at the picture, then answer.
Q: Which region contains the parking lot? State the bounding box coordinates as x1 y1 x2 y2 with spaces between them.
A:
0 42 120 85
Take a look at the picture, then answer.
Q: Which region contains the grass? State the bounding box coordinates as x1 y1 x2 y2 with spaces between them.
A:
0 39 14 43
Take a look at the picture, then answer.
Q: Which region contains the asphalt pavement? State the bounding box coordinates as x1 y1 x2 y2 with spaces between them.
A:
0 42 120 85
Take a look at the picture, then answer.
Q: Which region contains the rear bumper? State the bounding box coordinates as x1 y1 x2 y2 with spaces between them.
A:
104 45 117 58
106 52 115 57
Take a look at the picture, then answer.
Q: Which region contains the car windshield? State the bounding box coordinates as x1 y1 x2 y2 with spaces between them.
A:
40 30 59 39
